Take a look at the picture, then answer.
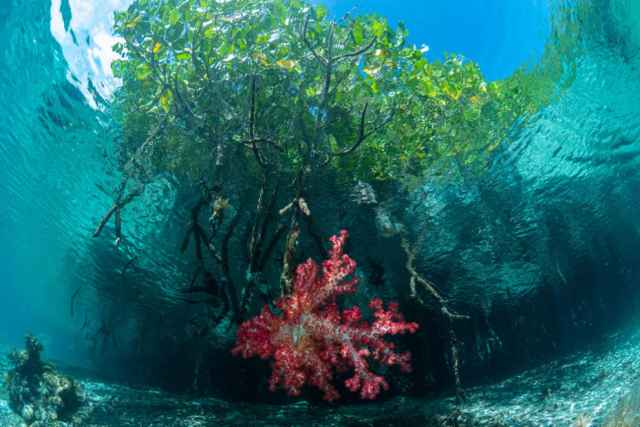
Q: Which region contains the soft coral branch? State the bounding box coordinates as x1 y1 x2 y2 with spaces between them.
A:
232 230 418 401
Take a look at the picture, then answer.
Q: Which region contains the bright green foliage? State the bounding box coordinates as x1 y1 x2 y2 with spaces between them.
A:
111 0 561 186
113 0 396 183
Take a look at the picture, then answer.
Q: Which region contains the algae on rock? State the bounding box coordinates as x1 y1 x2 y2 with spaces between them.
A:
4 335 85 426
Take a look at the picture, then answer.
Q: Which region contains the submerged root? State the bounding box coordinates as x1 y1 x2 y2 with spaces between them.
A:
402 237 469 402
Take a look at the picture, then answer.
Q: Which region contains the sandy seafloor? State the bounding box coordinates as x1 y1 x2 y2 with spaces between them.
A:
0 330 639 427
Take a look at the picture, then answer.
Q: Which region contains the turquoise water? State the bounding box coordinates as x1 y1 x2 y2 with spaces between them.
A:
2 0 640 425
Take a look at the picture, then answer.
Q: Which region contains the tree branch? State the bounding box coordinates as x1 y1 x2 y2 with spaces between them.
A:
302 14 328 66
93 184 143 239
333 37 376 63
321 104 396 166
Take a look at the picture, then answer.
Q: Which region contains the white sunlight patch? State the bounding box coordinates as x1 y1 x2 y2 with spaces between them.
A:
50 0 134 109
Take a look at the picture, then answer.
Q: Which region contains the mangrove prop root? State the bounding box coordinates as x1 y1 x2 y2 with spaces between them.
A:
401 237 469 401
93 119 165 241
280 224 300 296
93 182 143 240
449 328 465 403
222 211 242 321
69 286 82 318
181 200 209 260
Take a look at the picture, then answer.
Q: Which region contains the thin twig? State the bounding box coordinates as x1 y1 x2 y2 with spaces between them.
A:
333 37 376 63
321 105 396 166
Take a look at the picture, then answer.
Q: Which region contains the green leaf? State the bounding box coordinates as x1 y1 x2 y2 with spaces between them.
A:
371 20 386 38
111 60 125 78
176 51 191 61
369 78 379 94
276 59 299 71
136 63 152 80
125 15 142 29
420 77 437 98
315 5 328 21
168 9 180 25
273 0 287 19
352 21 364 45
160 90 173 113
203 25 215 39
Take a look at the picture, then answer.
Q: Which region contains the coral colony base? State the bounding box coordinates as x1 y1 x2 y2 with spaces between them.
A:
5 336 85 426
232 231 419 401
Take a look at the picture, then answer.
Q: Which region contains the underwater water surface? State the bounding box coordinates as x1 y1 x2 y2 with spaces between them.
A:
2 0 640 426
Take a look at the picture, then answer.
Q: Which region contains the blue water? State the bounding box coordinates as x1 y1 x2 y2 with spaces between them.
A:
1 0 640 425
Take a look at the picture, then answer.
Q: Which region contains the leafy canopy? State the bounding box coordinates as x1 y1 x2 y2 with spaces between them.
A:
112 0 558 186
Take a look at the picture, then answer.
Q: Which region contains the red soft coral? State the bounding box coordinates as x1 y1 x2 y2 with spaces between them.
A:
232 230 419 401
